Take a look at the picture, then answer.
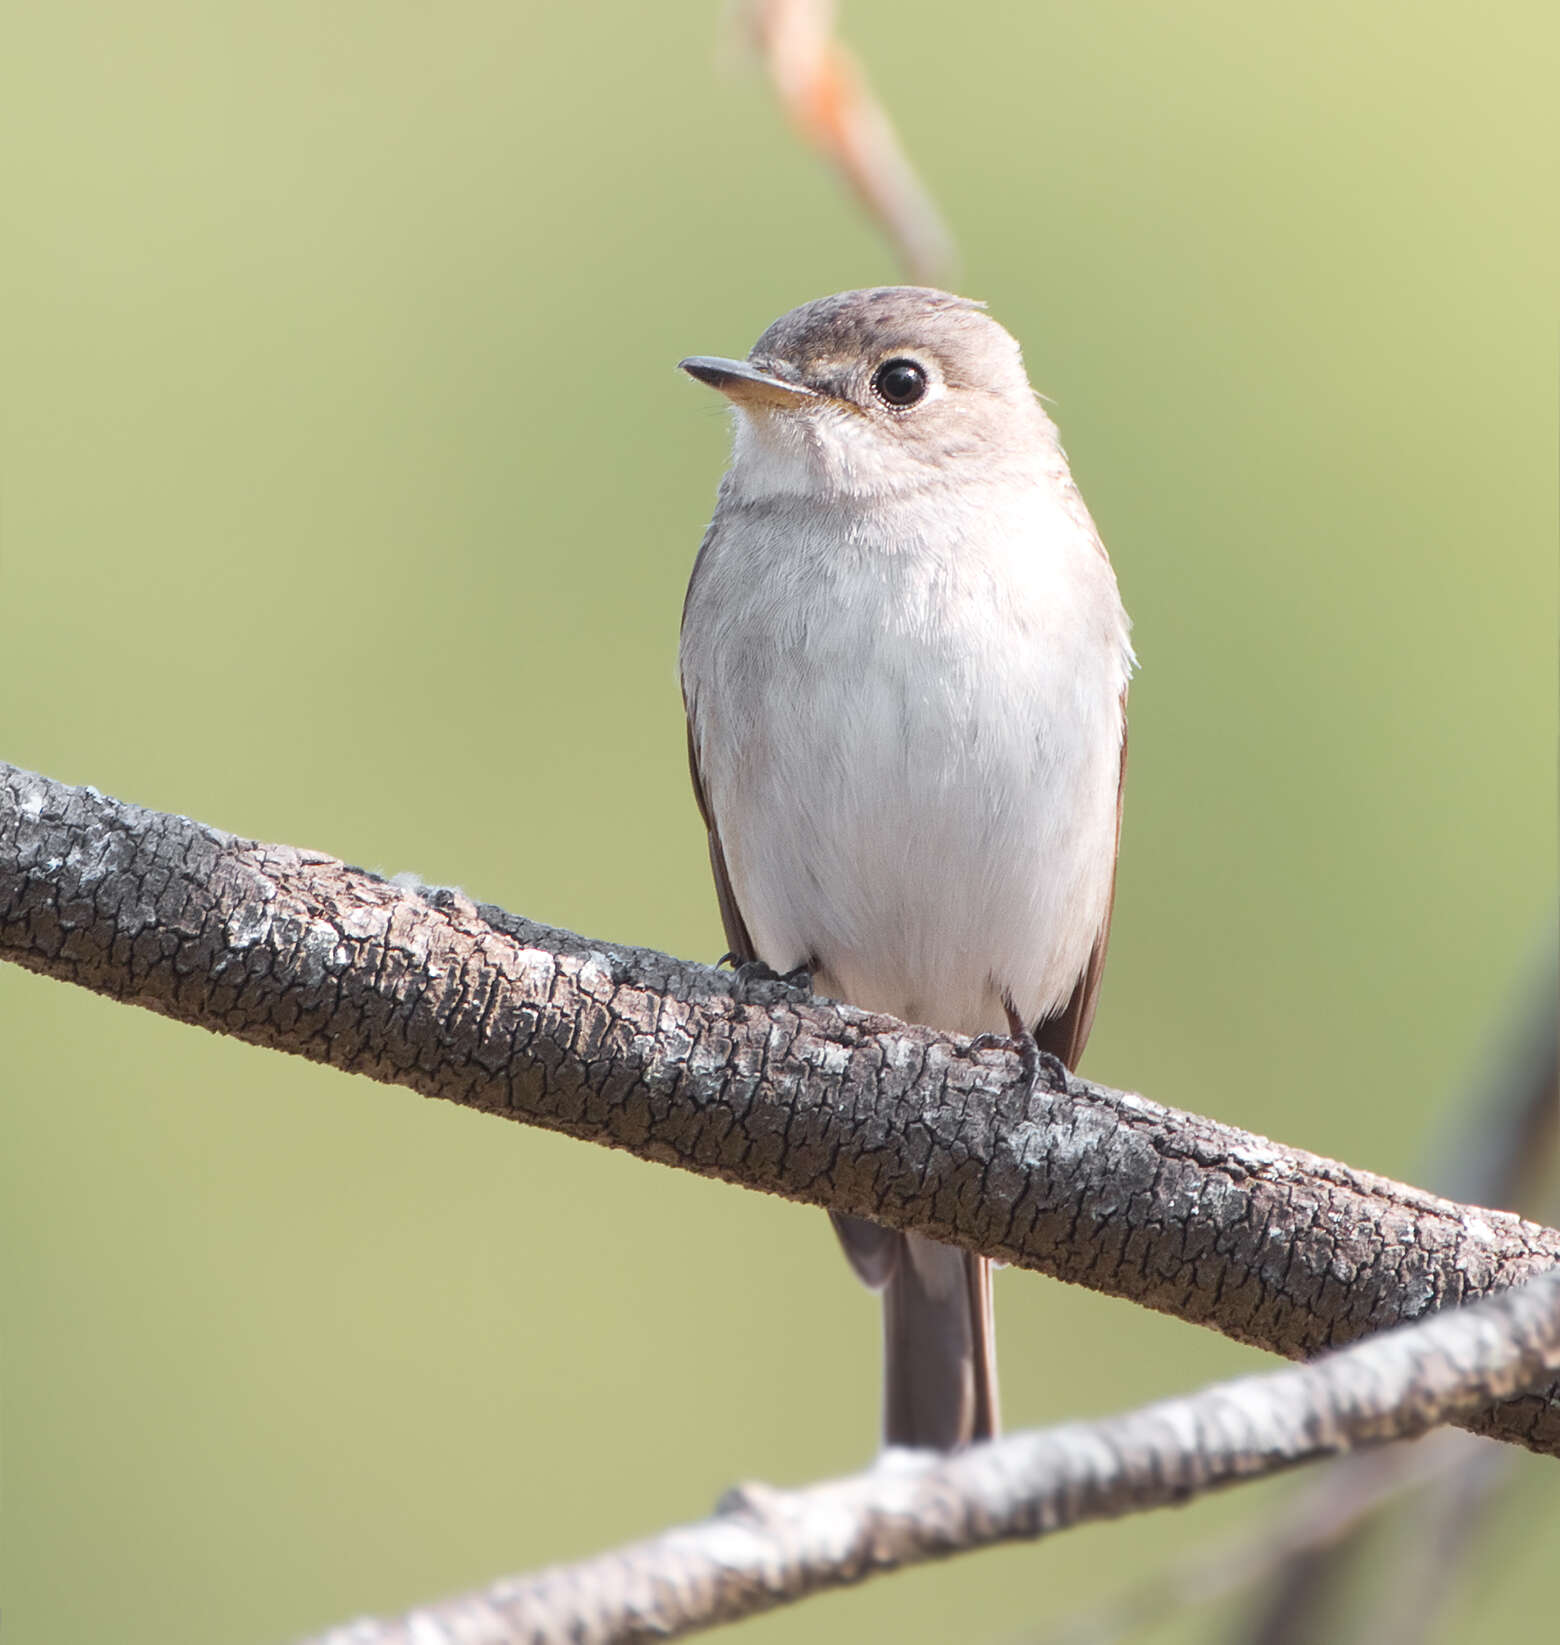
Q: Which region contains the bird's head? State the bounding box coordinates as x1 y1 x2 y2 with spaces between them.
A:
680 287 1054 503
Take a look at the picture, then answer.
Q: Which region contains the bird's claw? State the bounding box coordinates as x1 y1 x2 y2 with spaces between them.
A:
969 1009 1062 1126
722 957 814 1004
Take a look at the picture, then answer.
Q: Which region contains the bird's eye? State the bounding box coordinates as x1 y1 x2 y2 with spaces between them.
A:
872 358 929 408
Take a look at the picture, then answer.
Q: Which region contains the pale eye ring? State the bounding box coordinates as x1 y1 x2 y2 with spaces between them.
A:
871 358 929 408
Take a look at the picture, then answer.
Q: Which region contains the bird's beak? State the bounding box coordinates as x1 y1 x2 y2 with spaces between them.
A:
678 356 817 409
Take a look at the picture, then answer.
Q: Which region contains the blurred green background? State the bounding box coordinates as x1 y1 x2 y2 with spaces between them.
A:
2 3 1555 1641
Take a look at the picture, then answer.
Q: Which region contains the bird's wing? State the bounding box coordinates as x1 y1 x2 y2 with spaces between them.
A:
682 517 759 969
1033 692 1129 1071
684 717 757 966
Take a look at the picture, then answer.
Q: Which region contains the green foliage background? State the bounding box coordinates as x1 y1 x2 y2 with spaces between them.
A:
2 4 1555 1641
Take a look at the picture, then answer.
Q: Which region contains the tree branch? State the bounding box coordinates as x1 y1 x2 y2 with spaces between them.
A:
3 760 1558 1460
301 1267 1560 1645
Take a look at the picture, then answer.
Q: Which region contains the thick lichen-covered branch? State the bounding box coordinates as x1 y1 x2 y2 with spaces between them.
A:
3 761 1558 1461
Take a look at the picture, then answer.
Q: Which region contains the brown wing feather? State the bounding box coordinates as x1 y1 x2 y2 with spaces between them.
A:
685 719 757 965
1033 697 1129 1071
683 513 759 969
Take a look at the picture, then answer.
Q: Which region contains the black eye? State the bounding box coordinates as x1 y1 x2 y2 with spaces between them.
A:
872 358 928 408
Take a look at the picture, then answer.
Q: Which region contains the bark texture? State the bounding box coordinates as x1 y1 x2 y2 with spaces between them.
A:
302 1267 1560 1645
3 761 1558 1458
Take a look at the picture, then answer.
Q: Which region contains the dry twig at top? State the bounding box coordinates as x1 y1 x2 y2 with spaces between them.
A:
738 0 957 282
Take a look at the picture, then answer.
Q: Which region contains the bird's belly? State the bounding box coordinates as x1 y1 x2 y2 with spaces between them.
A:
718 637 1121 1039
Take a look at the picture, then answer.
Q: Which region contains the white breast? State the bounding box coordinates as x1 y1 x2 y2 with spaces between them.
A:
682 474 1131 1039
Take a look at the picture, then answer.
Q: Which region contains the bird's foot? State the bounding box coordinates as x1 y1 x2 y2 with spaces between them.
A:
720 956 814 1005
969 1002 1064 1126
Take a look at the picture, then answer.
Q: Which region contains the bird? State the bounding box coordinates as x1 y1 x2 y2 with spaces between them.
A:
678 287 1132 1452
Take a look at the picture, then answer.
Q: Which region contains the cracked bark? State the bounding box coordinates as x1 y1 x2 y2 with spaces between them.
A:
3 760 1558 1459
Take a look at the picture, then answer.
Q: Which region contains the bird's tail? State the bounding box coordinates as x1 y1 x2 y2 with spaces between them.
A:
833 1213 998 1450
883 1234 998 1449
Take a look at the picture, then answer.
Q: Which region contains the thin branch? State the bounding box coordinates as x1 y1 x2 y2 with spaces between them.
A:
1426 930 1558 1217
1027 1431 1480 1645
2 761 1559 1453
1231 929 1560 1645
737 0 957 282
1353 1439 1518 1645
300 1268 1560 1645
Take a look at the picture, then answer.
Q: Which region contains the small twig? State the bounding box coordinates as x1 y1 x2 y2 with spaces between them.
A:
738 0 957 282
301 1268 1560 1645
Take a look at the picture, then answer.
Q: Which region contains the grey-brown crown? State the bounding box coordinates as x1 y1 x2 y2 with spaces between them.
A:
749 287 1028 401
